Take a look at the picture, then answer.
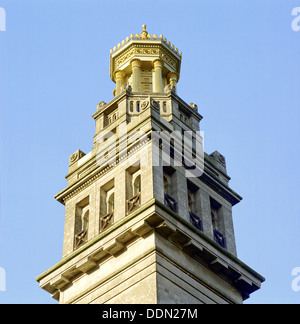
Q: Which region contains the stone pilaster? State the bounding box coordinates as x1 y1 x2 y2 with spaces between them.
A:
167 72 179 94
153 59 164 93
114 70 126 96
130 59 142 92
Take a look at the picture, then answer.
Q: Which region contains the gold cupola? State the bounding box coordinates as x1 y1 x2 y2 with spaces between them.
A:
109 24 182 96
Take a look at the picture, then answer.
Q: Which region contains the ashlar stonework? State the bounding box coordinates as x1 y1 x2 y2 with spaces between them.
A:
36 25 264 304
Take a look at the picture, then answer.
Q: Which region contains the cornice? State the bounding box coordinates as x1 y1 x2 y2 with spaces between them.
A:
36 198 264 302
171 91 203 121
92 90 128 120
55 136 151 205
110 40 182 81
199 169 242 206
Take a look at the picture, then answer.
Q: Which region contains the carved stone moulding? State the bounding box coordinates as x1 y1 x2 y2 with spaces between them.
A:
111 43 180 76
69 150 86 166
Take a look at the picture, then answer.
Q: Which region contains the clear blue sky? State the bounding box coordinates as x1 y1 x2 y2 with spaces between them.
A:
0 0 300 304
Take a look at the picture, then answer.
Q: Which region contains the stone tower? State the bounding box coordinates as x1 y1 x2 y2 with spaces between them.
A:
36 25 264 304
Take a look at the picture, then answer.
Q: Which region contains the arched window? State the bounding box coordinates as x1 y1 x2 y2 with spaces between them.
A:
74 199 89 249
188 191 194 212
99 184 115 233
82 210 89 231
107 192 115 213
210 198 221 231
163 174 170 195
211 209 218 230
127 169 141 214
133 175 141 196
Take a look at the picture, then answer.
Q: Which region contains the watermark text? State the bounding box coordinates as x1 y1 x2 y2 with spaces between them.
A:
0 7 6 31
95 122 204 178
292 267 300 292
292 7 300 32
0 267 6 292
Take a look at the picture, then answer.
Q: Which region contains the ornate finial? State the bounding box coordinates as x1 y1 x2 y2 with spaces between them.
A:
141 24 148 39
189 103 198 111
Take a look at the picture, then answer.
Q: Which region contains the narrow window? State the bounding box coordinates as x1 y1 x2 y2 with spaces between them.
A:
100 181 114 232
163 174 170 195
210 198 226 248
188 184 203 232
163 101 167 113
188 190 194 212
126 167 141 214
82 209 89 232
210 198 221 231
133 174 141 196
107 192 115 213
163 169 178 213
74 197 89 249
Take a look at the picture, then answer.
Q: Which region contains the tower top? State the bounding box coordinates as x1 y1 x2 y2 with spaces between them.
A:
110 24 182 56
36 23 265 304
109 25 182 95
141 24 148 38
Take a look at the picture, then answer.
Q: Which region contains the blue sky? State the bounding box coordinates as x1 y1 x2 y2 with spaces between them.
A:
0 0 300 304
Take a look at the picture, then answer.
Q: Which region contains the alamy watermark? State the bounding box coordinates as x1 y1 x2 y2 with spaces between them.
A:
0 7 6 31
0 267 6 292
292 267 300 292
95 122 204 178
292 7 300 32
